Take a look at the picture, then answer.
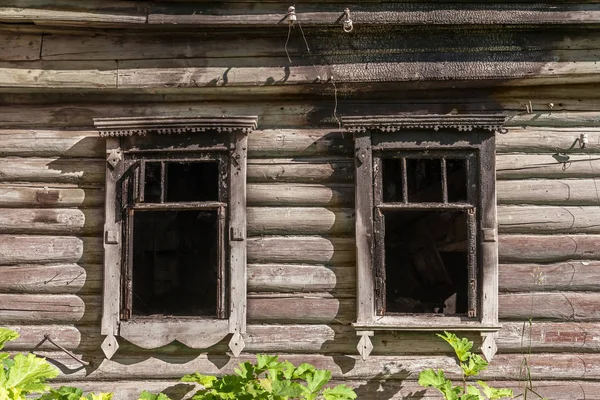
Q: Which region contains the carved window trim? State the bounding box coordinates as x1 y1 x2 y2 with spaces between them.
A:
343 114 506 361
96 116 257 359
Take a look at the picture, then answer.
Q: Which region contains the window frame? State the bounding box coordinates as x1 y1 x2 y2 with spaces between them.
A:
343 114 505 361
96 116 257 359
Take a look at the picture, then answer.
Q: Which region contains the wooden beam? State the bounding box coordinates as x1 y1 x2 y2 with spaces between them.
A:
0 32 41 61
0 61 117 89
247 207 354 235
0 293 100 324
498 206 600 234
248 264 354 294
0 158 105 184
497 154 600 179
0 130 103 158
0 264 101 294
247 158 353 183
247 183 353 207
500 261 600 292
497 179 600 205
0 185 103 208
499 292 600 321
247 235 355 265
0 208 102 235
499 234 600 263
0 235 102 265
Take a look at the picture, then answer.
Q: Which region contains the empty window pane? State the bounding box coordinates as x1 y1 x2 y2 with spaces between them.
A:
383 210 470 315
131 210 220 317
166 162 219 202
446 159 468 203
406 158 443 203
382 158 405 202
143 162 162 203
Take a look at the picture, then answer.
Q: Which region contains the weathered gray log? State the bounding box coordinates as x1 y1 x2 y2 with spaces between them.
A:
497 179 600 205
499 234 600 262
0 61 117 89
0 158 105 184
248 130 351 157
497 206 600 234
0 235 102 264
250 294 355 324
247 236 355 265
247 207 354 235
248 264 355 294
496 154 600 179
3 324 99 351
0 263 101 294
0 208 103 235
497 127 600 153
499 292 600 321
0 294 100 323
500 261 600 292
0 185 104 208
247 184 353 207
247 158 353 183
0 32 41 61
0 130 103 158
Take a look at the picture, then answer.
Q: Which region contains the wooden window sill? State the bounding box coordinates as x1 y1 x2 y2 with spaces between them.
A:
353 316 501 333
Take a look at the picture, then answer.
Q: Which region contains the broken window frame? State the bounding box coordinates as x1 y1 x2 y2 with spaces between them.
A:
97 116 256 359
343 114 504 361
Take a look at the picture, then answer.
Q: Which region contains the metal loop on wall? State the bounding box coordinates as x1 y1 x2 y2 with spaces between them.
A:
343 8 353 32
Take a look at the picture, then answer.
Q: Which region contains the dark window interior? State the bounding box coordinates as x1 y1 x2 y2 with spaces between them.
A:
143 161 219 203
131 209 220 317
383 210 469 315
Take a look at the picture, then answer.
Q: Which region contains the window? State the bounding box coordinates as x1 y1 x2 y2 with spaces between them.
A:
343 114 505 361
96 116 257 359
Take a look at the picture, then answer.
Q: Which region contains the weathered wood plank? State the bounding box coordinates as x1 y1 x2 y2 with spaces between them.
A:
0 61 117 89
33 352 600 382
247 184 353 207
247 236 355 265
247 158 353 183
0 1 147 25
0 185 103 208
247 207 354 235
497 154 600 179
0 235 102 265
0 208 103 235
499 234 600 262
0 294 100 323
0 263 101 294
248 264 354 294
498 322 600 353
500 261 600 292
497 127 600 153
248 295 354 324
0 158 105 184
248 130 351 156
0 131 103 158
0 32 41 61
497 179 600 205
499 292 600 321
498 206 600 234
3 325 99 351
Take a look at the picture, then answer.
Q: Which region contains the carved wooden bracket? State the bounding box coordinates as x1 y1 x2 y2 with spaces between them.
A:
356 330 374 361
481 332 498 361
95 116 258 137
342 114 507 133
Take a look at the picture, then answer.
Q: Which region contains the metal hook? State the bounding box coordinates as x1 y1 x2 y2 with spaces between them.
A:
287 5 297 25
342 8 353 32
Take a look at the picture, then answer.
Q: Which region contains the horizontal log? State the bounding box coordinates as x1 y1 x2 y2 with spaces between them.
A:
247 184 353 207
248 264 355 294
497 179 600 205
248 130 351 156
247 236 355 265
0 263 101 294
0 208 103 235
496 154 600 179
498 321 600 353
497 127 600 153
250 294 354 324
0 158 105 184
3 324 98 352
247 158 353 183
0 130 103 158
0 235 102 264
499 292 600 321
497 206 600 234
247 207 354 235
0 185 104 208
499 234 600 262
0 294 100 324
500 261 600 292
34 352 600 382
0 32 41 61
0 61 117 89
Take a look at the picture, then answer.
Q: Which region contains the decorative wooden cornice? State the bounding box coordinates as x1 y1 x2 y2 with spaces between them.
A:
342 114 507 133
94 116 258 137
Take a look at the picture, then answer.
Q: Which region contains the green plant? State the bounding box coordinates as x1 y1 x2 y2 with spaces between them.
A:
145 354 357 400
0 327 59 400
38 386 113 400
418 332 513 400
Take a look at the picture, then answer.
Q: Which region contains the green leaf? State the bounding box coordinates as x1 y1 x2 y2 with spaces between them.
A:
181 373 217 389
255 355 280 370
477 381 514 399
271 380 304 398
38 386 84 400
437 332 473 362
138 390 172 400
4 353 59 394
84 393 113 400
465 385 483 400
305 369 331 394
461 354 488 377
322 385 357 400
234 362 255 381
418 369 448 389
292 363 316 380
0 329 19 351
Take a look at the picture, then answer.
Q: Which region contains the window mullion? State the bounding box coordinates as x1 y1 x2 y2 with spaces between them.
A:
372 156 386 316
441 157 448 203
160 161 166 203
401 157 408 204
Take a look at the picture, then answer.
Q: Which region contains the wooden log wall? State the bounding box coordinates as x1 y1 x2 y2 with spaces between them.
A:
1 4 600 397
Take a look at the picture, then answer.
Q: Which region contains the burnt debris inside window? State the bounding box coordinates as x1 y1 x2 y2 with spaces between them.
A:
121 158 227 320
377 153 477 317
